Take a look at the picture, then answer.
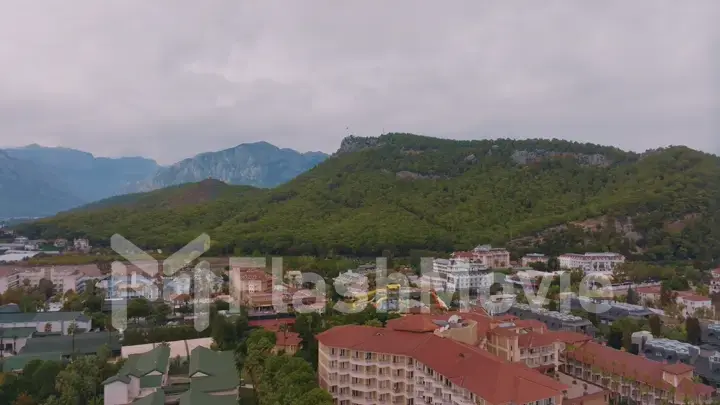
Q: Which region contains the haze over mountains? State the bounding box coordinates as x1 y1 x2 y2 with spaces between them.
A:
0 142 327 218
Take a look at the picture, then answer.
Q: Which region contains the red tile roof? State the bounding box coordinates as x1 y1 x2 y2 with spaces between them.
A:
317 325 568 403
567 341 714 398
661 363 694 375
248 318 295 330
275 330 302 347
676 291 710 302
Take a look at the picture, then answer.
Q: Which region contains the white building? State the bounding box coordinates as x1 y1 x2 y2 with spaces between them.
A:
558 252 625 273
73 238 91 252
2 267 88 295
711 268 720 294
432 257 492 293
521 253 549 267
333 270 368 296
676 291 713 318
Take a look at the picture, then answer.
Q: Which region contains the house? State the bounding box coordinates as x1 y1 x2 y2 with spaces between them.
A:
230 268 273 303
676 292 713 318
53 238 68 248
186 346 239 401
0 327 35 355
102 344 171 405
73 238 91 252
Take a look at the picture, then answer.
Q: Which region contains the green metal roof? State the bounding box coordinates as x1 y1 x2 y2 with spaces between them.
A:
179 389 237 405
0 311 90 324
103 345 170 387
0 327 36 338
188 347 238 393
19 331 120 356
1 352 63 372
131 390 165 405
188 347 235 377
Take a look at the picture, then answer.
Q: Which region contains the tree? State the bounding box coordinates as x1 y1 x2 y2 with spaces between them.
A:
686 317 702 345
127 298 151 321
238 329 276 401
149 302 172 326
626 287 639 305
649 315 662 337
37 279 55 300
51 355 103 405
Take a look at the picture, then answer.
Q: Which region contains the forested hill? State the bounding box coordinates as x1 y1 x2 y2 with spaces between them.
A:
16 134 720 263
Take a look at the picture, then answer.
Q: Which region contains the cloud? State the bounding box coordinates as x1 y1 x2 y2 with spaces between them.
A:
0 0 717 164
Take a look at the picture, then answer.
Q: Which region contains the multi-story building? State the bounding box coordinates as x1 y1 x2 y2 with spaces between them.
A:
4 267 88 295
570 298 654 325
563 339 714 404
522 254 550 267
676 292 713 318
230 268 273 303
558 253 625 273
431 257 492 293
317 323 569 405
507 304 596 336
711 269 720 295
453 245 511 268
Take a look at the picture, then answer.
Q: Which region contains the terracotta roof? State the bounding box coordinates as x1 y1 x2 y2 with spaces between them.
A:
514 319 547 331
636 286 661 295
386 314 439 333
676 291 710 302
317 325 567 403
248 318 295 330
567 341 714 398
661 363 694 374
275 331 302 347
565 390 609 405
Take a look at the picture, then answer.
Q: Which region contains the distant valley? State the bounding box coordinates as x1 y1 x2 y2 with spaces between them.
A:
0 142 327 218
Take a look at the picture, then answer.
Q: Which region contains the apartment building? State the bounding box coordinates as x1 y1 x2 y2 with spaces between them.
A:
431 257 492 293
230 268 274 303
317 324 569 405
563 339 714 404
558 253 625 273
453 245 511 268
711 269 720 294
4 267 88 295
522 254 550 267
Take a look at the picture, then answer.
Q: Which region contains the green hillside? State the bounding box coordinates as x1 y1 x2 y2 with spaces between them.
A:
16 134 720 263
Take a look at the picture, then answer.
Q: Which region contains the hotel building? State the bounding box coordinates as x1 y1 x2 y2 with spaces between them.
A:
558 253 625 273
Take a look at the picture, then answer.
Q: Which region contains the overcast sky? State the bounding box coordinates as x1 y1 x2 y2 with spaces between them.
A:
0 1 718 164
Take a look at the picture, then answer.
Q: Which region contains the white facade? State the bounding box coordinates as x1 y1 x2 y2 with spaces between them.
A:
2 267 87 294
104 377 141 405
558 253 625 273
676 293 713 318
453 245 511 268
711 269 720 294
431 258 491 293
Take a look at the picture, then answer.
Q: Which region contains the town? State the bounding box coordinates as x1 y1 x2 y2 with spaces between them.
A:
1 229 719 405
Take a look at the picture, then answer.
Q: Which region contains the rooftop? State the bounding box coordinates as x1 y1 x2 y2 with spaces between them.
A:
317 325 567 404
20 331 121 356
103 344 170 387
188 346 238 393
0 311 90 324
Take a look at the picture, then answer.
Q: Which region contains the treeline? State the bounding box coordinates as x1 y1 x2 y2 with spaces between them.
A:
15 135 720 265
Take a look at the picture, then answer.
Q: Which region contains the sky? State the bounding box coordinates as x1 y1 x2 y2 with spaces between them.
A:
0 1 718 165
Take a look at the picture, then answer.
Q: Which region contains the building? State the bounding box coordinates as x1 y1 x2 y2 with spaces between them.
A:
3 267 89 295
507 304 596 335
564 338 715 404
711 269 720 295
522 254 550 267
186 346 240 401
558 253 625 273
431 257 492 293
73 238 91 252
0 309 91 334
230 268 273 303
676 292 713 318
452 245 511 268
570 298 654 325
103 344 171 405
317 323 569 405
53 238 68 248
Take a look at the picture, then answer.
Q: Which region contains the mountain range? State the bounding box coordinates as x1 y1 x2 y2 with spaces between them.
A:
0 142 327 218
17 133 720 264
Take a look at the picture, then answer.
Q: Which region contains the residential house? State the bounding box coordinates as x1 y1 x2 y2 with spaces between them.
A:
102 344 171 405
676 292 713 318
